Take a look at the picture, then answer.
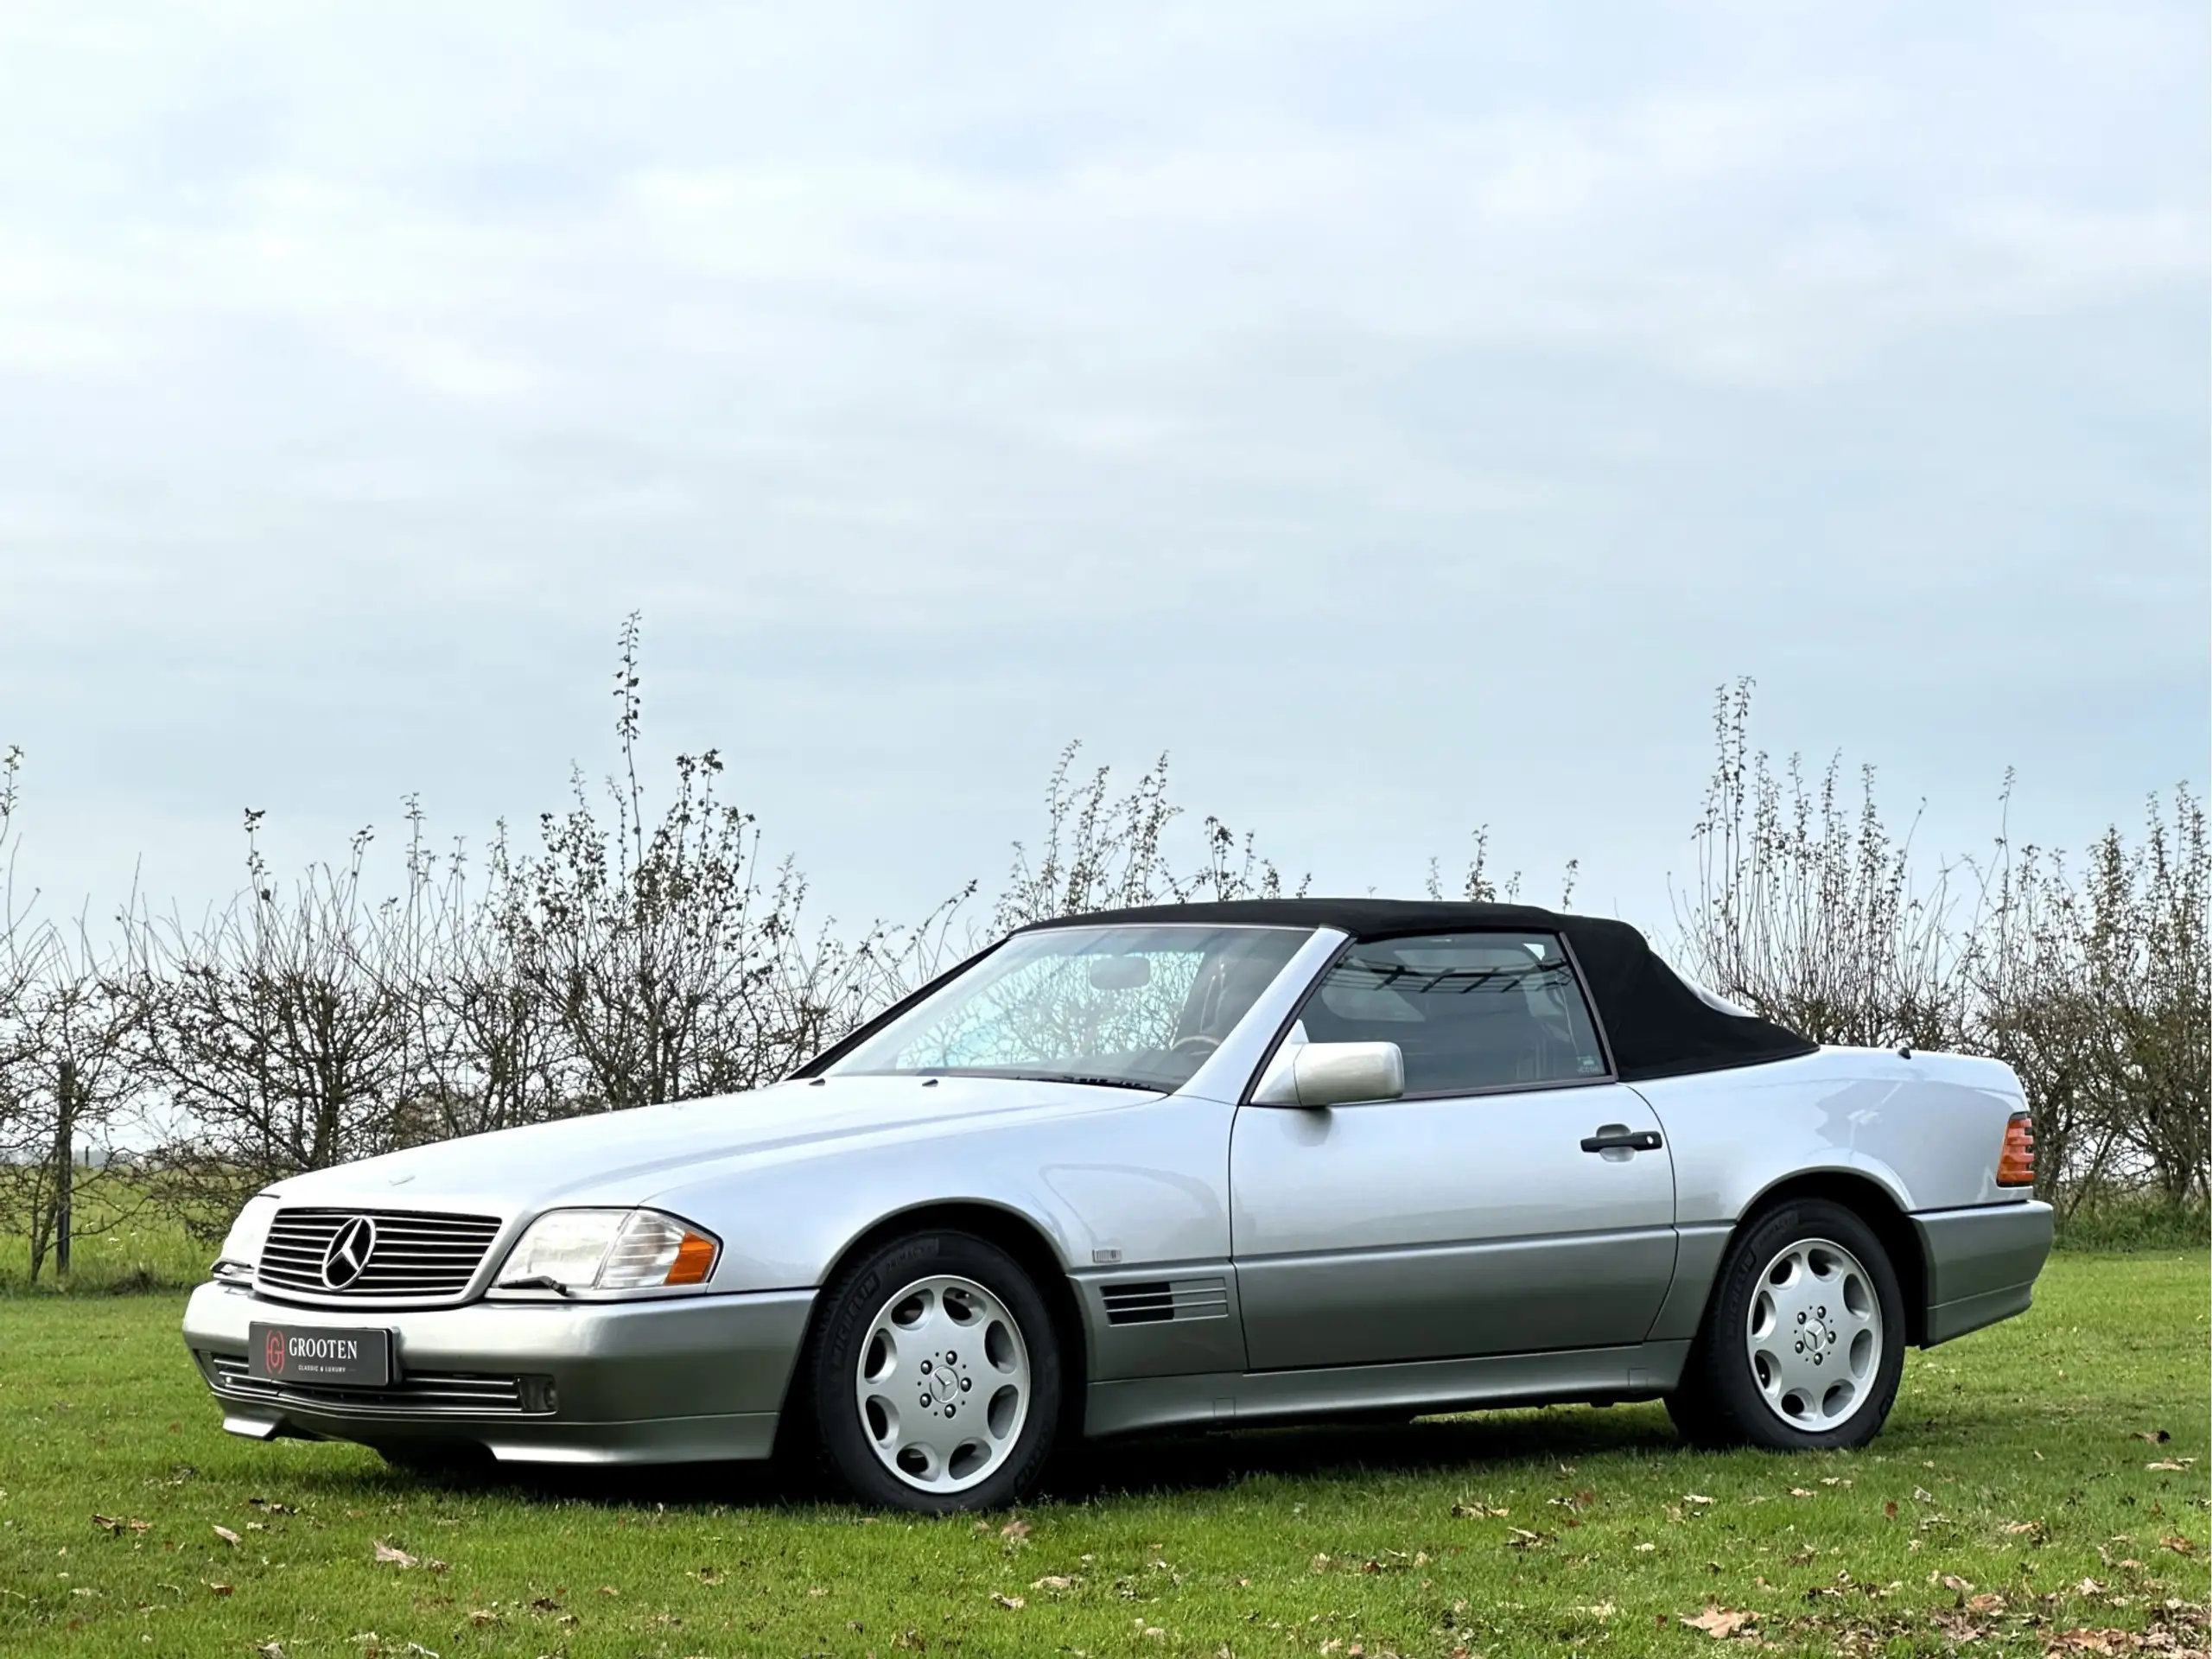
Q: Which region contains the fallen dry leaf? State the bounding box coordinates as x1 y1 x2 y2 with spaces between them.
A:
1000 1519 1032 1541
2158 1535 2196 1555
1683 1493 1717 1505
1450 1501 1508 1519
1681 1605 1753 1638
1967 1592 2007 1613
2146 1459 2195 1472
213 1525 241 1547
1941 1573 1976 1594
990 1593 1025 1611
1031 1575 1076 1592
1789 1488 1815 1497
372 1541 416 1568
257 1643 285 1659
204 1581 233 1596
2133 1429 2171 1444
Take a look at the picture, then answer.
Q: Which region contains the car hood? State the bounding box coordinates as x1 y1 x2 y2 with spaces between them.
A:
265 1074 1157 1217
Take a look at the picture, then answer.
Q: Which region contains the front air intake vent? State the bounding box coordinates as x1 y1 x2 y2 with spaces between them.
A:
1102 1277 1230 1326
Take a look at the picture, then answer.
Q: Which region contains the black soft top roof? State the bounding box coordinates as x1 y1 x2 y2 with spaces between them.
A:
1020 897 1815 1083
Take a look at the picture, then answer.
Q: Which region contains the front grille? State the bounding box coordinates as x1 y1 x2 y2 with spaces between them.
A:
256 1207 503 1300
1102 1276 1230 1325
200 1351 546 1415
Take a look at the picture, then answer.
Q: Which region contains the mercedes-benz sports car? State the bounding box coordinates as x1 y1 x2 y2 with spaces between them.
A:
184 899 2053 1511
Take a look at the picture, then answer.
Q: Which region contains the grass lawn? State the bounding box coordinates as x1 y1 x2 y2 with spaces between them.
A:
0 1254 2203 1659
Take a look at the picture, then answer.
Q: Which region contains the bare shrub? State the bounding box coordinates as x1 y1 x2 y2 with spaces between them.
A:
1674 680 1970 1051
4 644 2201 1262
990 742 1304 931
1967 784 2209 1211
1426 825 1580 908
1676 680 2209 1216
493 616 951 1109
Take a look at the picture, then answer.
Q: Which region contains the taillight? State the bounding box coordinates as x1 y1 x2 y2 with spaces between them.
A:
1997 1112 2035 1187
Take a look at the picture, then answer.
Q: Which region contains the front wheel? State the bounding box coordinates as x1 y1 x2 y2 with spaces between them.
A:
806 1230 1062 1512
1668 1198 1906 1452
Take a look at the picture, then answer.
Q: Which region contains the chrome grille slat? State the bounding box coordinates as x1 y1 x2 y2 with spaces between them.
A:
256 1207 503 1301
202 1352 538 1416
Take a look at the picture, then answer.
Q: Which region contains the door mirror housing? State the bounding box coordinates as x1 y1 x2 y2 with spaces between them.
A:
1251 1040 1405 1108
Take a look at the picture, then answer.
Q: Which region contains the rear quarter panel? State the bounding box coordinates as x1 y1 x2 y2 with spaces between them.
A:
1634 1046 2027 1223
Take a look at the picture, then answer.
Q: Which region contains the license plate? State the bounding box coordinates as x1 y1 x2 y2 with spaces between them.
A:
248 1321 391 1388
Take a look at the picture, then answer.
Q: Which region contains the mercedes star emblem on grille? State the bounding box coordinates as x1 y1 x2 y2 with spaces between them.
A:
321 1216 378 1289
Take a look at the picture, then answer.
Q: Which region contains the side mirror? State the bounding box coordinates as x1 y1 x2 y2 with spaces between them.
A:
1251 1041 1405 1108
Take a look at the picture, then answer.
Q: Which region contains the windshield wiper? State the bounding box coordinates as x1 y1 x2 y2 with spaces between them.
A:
922 1068 1162 1092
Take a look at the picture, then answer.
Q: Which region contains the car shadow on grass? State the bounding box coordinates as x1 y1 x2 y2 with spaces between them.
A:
1060 1403 1686 1500
367 1401 1705 1513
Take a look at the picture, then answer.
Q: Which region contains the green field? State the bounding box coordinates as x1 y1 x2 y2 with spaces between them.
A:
0 1255 2204 1658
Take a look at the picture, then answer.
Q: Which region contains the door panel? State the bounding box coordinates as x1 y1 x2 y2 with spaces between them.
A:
1231 1081 1675 1370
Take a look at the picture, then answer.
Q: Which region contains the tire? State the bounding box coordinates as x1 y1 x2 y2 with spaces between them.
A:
1667 1198 1906 1452
805 1229 1062 1513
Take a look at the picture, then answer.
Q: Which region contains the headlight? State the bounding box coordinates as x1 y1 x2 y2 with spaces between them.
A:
492 1208 720 1295
213 1194 280 1281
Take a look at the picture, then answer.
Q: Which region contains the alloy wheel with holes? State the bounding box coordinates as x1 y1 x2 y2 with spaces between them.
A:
806 1230 1062 1511
1667 1198 1906 1452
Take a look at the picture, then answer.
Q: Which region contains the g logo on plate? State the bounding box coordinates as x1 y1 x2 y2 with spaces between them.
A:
264 1328 287 1376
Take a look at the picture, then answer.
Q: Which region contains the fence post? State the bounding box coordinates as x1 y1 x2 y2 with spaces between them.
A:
53 1058 76 1279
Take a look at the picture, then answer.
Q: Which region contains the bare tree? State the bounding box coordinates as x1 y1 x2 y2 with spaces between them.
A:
124 817 420 1233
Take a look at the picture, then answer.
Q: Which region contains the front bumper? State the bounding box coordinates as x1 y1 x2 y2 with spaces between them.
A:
182 1281 814 1465
1912 1199 2054 1345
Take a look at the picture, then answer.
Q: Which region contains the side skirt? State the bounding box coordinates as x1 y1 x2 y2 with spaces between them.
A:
1083 1340 1692 1440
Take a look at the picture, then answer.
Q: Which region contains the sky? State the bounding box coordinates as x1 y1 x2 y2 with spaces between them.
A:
0 1 2205 944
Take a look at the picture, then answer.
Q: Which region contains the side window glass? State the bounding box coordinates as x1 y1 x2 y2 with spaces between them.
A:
1299 932 1607 1095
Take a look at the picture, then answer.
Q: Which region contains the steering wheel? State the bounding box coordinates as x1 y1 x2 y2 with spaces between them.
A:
1169 1035 1220 1058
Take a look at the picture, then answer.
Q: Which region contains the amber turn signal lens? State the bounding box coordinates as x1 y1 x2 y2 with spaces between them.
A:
1997 1113 2035 1187
664 1230 719 1286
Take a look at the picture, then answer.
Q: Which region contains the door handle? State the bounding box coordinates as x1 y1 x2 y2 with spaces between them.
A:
1580 1126 1662 1154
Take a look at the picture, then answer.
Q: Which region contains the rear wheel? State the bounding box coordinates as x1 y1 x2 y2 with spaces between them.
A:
807 1230 1061 1512
1668 1198 1905 1452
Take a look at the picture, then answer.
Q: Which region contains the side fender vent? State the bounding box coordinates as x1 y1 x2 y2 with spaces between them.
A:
1102 1277 1230 1326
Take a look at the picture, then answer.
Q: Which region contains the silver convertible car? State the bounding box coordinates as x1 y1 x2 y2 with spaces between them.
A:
185 899 2053 1511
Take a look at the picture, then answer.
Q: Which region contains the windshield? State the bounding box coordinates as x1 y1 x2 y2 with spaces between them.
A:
824 925 1313 1091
